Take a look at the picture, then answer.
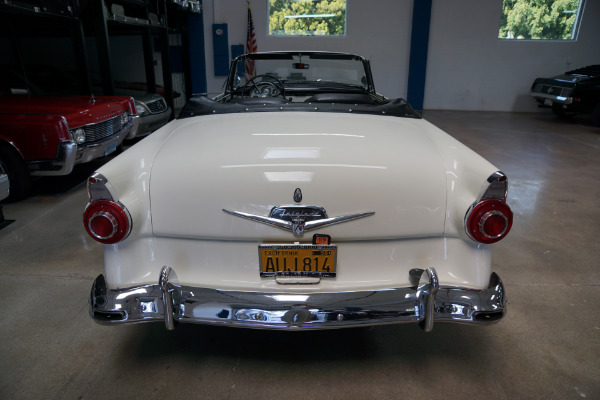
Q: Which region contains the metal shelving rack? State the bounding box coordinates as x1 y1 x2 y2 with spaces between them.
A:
1 0 201 115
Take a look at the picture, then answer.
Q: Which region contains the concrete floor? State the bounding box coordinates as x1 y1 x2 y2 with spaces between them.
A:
0 110 598 399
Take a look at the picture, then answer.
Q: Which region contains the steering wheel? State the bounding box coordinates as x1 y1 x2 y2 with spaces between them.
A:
241 75 286 98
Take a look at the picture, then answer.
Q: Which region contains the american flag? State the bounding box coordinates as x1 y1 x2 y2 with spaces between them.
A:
245 4 257 81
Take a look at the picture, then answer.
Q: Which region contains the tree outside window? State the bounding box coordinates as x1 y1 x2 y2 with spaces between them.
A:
268 0 346 36
498 0 585 40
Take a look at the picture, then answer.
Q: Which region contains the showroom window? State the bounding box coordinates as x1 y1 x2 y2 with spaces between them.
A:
268 0 347 36
498 0 585 40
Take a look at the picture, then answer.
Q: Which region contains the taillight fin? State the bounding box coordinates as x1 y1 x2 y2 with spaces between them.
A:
477 171 507 202
85 173 131 244
88 173 114 202
465 171 513 244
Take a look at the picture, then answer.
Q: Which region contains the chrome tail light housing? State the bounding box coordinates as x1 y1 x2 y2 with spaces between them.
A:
83 173 131 244
465 172 513 244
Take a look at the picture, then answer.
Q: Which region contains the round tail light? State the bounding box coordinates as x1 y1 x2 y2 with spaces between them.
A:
84 200 131 244
466 199 513 244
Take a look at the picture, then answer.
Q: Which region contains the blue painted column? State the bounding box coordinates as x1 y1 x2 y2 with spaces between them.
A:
407 0 433 111
188 9 208 95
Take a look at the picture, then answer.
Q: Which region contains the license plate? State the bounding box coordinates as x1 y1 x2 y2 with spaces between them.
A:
105 141 117 156
544 98 553 106
259 244 337 277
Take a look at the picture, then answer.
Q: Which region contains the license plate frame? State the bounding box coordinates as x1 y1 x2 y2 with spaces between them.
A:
259 244 337 278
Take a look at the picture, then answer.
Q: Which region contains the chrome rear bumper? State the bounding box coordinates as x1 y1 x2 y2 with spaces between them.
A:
90 267 506 331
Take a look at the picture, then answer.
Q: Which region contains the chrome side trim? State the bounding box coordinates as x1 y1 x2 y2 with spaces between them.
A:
89 268 506 331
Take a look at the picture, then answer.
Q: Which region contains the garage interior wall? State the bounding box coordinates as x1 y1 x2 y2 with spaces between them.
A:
201 0 600 112
425 0 600 112
202 0 413 98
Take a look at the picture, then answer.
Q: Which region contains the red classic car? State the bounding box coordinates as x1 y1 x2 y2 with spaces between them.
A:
0 95 139 200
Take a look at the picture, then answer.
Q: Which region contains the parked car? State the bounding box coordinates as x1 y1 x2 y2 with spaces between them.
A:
3 64 171 138
122 89 171 137
86 51 512 332
530 64 600 125
0 94 138 200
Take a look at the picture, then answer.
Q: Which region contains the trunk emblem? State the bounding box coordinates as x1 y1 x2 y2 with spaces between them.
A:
293 188 302 203
223 205 375 236
292 219 305 235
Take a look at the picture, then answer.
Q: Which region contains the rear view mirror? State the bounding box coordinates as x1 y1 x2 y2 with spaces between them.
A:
292 63 309 70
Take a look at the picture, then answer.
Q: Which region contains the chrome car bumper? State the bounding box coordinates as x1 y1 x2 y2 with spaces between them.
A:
529 91 573 105
90 267 507 331
29 116 139 176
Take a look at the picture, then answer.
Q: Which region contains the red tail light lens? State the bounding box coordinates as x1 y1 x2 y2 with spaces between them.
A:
466 199 513 244
84 200 131 244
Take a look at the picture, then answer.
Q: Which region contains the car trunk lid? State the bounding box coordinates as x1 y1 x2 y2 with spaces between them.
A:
149 112 447 241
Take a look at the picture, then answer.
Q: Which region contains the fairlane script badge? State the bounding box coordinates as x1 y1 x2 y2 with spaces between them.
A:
222 206 375 236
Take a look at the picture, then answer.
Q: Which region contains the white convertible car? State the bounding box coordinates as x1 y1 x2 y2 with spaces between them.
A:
85 52 512 332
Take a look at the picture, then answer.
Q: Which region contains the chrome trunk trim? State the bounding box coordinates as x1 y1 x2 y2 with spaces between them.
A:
222 208 375 236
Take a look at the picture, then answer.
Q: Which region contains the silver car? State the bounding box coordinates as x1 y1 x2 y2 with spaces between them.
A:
119 90 172 137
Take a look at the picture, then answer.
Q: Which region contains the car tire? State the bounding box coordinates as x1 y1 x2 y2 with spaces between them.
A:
551 103 576 119
0 144 32 201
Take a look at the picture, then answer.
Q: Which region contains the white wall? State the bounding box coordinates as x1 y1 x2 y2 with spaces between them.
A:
203 0 413 98
201 0 600 111
424 0 600 112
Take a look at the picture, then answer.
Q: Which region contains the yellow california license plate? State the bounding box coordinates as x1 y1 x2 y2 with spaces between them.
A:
259 244 337 277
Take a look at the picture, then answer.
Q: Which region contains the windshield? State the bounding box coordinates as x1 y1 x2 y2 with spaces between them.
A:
180 52 420 120
230 53 370 91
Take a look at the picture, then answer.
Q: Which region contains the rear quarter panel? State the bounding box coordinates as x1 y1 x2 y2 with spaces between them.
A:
419 118 500 240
